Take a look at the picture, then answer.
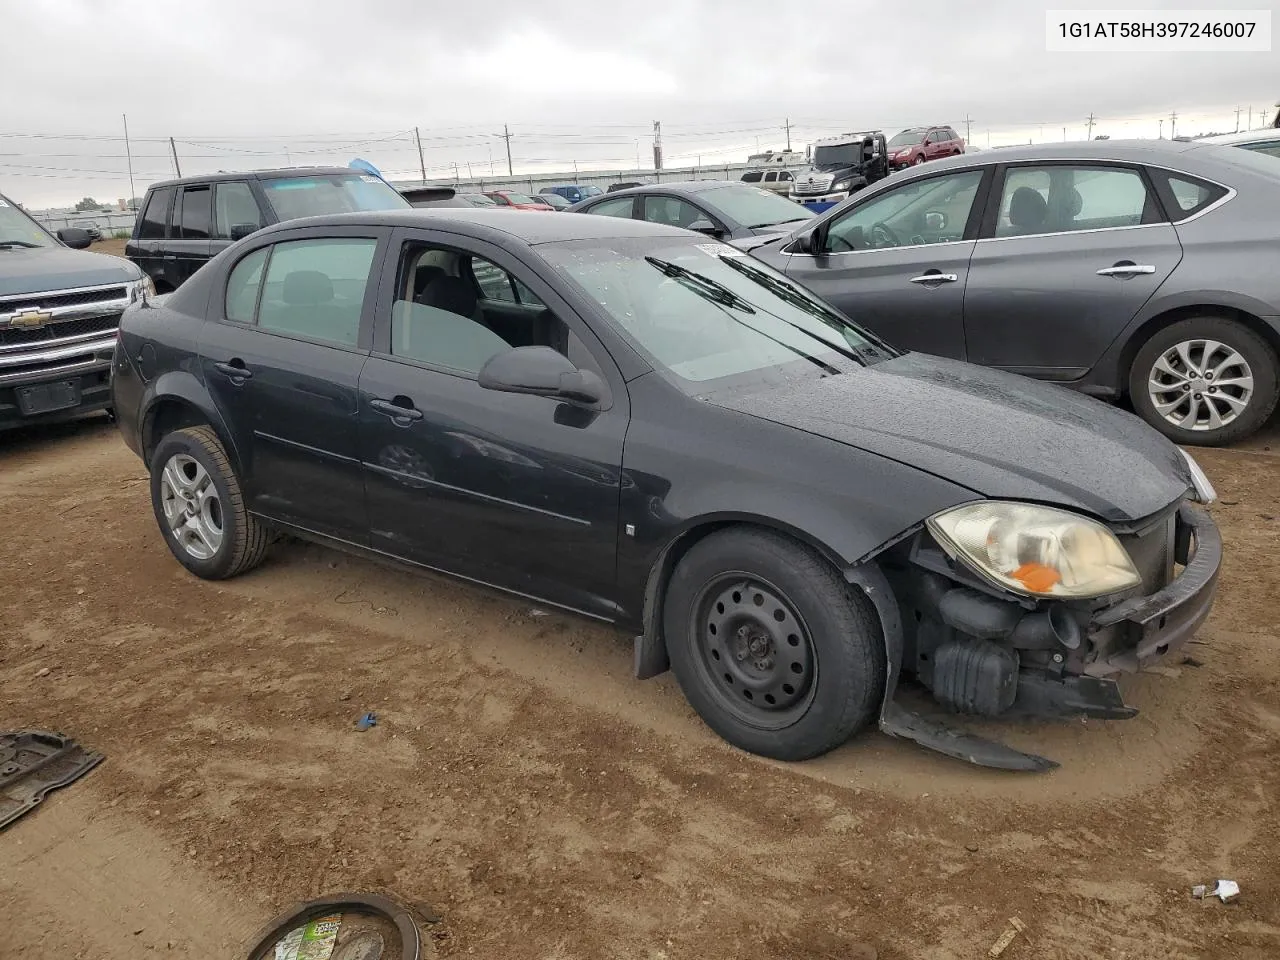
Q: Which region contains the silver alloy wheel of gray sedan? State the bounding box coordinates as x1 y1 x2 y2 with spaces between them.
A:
159 453 224 560
1147 338 1254 432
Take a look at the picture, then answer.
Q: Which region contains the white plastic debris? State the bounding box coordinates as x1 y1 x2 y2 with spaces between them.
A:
1192 880 1239 903
1191 884 1208 900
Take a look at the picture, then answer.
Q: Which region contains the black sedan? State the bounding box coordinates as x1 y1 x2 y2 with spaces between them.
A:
110 209 1221 770
569 179 814 242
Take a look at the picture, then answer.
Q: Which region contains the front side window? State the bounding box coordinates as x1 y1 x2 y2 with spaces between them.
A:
824 169 982 252
137 187 173 240
583 196 636 218
214 181 262 239
540 237 893 386
260 174 408 222
253 238 377 346
995 165 1158 238
177 185 212 240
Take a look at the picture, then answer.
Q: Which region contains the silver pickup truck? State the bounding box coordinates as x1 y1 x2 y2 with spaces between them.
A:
1 192 151 431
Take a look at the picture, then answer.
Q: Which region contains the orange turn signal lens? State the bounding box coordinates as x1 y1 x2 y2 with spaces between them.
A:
1012 562 1062 594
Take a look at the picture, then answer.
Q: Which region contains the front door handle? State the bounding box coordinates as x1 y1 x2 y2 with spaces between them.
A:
213 360 252 381
370 397 424 423
909 271 958 284
1097 263 1156 277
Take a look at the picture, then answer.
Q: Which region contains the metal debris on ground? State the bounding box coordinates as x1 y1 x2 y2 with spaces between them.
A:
988 917 1027 957
1193 880 1240 903
0 730 103 830
355 712 377 731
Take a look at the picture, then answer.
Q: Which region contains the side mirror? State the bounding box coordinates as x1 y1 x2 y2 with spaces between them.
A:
793 225 825 255
686 219 720 236
56 227 92 249
478 346 604 405
230 223 259 241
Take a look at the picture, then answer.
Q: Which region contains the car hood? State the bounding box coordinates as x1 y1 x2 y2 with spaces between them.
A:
710 353 1191 523
729 233 791 253
0 245 140 297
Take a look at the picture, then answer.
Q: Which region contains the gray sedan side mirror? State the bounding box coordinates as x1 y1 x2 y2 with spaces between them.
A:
478 346 604 405
56 227 92 249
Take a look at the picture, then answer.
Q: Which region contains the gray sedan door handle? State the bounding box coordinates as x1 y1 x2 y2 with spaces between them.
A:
1096 263 1156 276
909 272 958 284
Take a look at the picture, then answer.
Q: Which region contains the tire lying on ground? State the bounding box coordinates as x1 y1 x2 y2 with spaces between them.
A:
663 527 885 761
149 425 270 579
1129 315 1279 446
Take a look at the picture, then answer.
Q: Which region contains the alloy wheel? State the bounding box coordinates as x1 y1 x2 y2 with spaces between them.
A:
159 454 224 560
1147 338 1254 432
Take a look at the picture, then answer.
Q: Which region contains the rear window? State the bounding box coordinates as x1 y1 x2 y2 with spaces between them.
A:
137 187 173 239
741 172 763 183
1152 170 1229 219
260 174 409 222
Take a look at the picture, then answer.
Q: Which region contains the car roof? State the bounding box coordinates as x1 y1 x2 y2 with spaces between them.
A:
595 179 741 198
1196 128 1280 146
257 207 695 244
143 167 364 190
893 138 1207 173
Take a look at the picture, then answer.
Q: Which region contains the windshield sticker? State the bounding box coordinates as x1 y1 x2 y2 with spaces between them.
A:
695 243 745 258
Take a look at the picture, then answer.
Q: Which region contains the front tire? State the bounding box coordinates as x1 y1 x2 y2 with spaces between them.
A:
149 425 270 579
913 154 926 166
1128 316 1278 446
664 528 885 761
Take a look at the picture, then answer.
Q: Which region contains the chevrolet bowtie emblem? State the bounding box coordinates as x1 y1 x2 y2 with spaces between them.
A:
8 309 53 329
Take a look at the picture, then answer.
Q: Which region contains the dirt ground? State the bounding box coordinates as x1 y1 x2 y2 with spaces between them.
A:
2 414 1279 960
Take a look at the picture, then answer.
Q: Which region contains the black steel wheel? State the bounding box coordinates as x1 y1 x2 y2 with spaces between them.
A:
664 527 885 761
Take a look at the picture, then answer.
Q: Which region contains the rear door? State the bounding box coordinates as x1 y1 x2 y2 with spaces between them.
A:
962 162 1182 380
579 194 640 219
199 227 386 542
166 184 214 288
127 187 173 288
782 167 989 358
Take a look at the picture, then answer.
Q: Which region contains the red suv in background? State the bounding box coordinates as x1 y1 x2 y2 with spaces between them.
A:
887 126 965 169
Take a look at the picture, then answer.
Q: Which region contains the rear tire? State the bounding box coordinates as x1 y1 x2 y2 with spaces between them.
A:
663 528 885 761
1128 315 1278 446
149 425 270 579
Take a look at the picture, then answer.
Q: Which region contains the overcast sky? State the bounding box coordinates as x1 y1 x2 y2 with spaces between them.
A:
4 0 1277 208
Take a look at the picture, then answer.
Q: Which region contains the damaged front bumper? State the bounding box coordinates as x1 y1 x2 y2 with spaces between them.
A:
862 503 1221 771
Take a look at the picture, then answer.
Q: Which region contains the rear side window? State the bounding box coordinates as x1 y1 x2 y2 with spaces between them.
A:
137 187 173 239
177 185 212 239
1153 171 1230 219
225 247 268 322
741 172 763 183
995 165 1160 238
584 196 636 218
255 238 377 346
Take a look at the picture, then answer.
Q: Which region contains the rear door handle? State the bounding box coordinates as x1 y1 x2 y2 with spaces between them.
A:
213 360 253 380
370 397 424 422
909 272 958 284
1097 263 1156 277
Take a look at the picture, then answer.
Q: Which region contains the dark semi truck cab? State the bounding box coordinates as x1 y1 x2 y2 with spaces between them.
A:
0 192 151 431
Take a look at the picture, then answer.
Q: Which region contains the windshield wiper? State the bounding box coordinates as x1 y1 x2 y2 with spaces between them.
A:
0 240 40 249
645 256 756 313
746 217 809 230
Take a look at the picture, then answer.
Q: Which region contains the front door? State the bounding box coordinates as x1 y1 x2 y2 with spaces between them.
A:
963 162 1183 380
357 228 627 618
199 229 385 543
782 168 989 358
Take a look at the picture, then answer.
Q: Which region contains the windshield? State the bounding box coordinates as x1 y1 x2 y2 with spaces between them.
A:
888 130 926 148
0 196 55 248
812 144 859 167
261 174 409 221
539 237 895 388
699 184 814 229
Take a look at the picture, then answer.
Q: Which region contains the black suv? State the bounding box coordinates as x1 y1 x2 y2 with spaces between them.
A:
127 168 409 291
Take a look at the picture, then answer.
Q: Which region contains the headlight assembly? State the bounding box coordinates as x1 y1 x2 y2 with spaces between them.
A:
927 501 1142 599
832 178 852 191
1180 449 1216 504
129 274 156 303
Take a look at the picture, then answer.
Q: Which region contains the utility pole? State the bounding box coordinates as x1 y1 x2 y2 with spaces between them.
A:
784 117 792 151
1158 118 1164 139
467 161 473 180
652 120 663 171
1235 106 1243 133
1062 127 1067 141
122 114 136 208
1085 112 1096 139
1247 105 1253 129
499 124 513 176
964 115 973 145
452 162 459 182
169 136 182 177
414 126 426 182
1169 111 1178 139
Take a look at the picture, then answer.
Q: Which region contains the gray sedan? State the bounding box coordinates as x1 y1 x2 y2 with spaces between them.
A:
569 179 814 242
746 140 1280 446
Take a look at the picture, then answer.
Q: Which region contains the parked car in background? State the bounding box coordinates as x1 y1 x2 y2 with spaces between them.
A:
1196 128 1280 159
887 126 966 169
0 190 151 431
790 131 890 206
539 193 573 211
111 207 1219 771
608 181 647 192
401 187 501 209
486 190 555 211
748 139 1280 445
539 184 604 205
741 168 798 195
74 220 103 242
570 180 813 241
127 168 410 291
